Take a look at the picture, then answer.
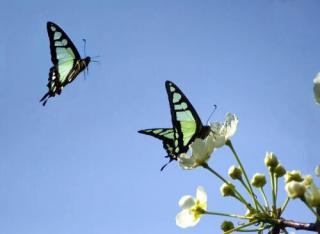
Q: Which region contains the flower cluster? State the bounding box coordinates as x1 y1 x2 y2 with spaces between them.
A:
285 167 320 208
178 113 238 170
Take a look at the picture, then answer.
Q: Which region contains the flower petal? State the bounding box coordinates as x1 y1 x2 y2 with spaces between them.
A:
210 113 238 148
196 186 207 205
179 153 197 170
315 165 320 177
206 135 215 153
178 195 195 209
306 184 320 207
191 139 207 158
210 123 226 148
224 113 238 139
176 209 199 228
313 73 320 104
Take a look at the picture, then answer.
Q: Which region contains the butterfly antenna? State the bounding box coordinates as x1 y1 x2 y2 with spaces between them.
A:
91 55 101 64
82 39 87 57
81 39 89 80
206 105 217 125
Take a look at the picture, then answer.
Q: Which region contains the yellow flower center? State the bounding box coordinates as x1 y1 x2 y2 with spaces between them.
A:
192 200 206 220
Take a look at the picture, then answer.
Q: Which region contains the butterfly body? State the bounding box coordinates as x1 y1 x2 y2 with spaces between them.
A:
40 22 91 106
138 81 211 170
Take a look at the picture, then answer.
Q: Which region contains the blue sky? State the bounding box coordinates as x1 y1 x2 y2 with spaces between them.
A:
1 1 320 233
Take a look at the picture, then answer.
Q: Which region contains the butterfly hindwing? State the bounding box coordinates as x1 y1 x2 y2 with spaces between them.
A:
138 128 175 156
165 80 203 155
138 128 174 141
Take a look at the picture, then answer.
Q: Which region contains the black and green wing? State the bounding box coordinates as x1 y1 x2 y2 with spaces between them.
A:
165 80 210 156
138 128 179 170
40 21 90 106
138 128 175 156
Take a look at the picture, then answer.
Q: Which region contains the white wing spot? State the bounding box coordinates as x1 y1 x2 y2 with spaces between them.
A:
54 32 62 40
54 41 63 46
181 102 187 109
62 39 68 46
51 26 56 31
173 93 181 103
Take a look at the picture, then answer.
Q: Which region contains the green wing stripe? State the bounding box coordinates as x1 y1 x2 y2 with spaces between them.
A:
138 128 174 141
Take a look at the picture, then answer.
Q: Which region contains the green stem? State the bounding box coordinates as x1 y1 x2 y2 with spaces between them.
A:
238 179 265 211
201 163 250 208
224 220 259 234
301 199 320 220
201 162 228 184
260 187 270 209
280 197 290 215
226 140 258 210
237 225 271 232
269 169 276 211
204 211 249 220
275 175 278 206
239 178 251 195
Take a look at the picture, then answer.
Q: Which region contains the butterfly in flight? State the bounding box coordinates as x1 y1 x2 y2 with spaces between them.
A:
138 81 211 170
40 21 91 106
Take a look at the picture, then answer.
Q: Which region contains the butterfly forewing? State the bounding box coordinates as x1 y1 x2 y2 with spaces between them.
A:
165 81 203 154
47 22 80 84
47 22 81 64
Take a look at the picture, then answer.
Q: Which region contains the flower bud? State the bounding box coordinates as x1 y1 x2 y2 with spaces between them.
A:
264 152 279 168
305 183 320 207
251 173 266 188
221 221 234 232
228 166 242 180
303 175 313 187
285 181 306 199
285 170 303 183
274 164 286 177
315 165 320 177
220 183 235 197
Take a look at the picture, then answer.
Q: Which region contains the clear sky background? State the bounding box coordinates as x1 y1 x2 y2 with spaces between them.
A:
1 1 320 234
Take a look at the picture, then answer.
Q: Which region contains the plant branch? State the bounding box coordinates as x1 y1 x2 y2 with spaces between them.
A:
276 218 320 232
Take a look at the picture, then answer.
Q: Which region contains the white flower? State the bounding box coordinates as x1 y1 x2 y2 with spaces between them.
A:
315 165 320 177
176 186 207 228
179 135 214 170
313 73 320 104
304 182 320 207
210 113 238 148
